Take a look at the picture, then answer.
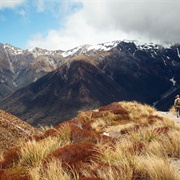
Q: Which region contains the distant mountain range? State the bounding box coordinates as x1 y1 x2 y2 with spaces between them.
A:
0 40 180 126
0 43 63 98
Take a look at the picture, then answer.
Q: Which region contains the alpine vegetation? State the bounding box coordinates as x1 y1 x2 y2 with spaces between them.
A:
0 101 180 180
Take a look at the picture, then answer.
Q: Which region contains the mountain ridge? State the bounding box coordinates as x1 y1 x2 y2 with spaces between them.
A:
0 40 180 126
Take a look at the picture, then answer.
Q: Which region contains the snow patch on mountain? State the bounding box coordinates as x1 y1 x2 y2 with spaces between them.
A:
162 58 167 66
177 48 180 58
87 41 120 51
4 44 23 55
29 47 56 58
123 40 172 52
61 41 120 57
4 46 15 74
61 45 91 57
172 60 176 66
170 77 176 86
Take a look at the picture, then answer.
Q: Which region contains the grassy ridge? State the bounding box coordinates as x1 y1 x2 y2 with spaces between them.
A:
0 101 180 180
0 110 38 151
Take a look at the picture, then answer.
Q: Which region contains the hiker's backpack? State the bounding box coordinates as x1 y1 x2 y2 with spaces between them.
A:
177 98 180 106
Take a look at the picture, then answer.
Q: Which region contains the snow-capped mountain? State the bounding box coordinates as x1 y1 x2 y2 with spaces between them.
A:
61 40 174 58
0 40 179 126
61 41 121 57
0 43 63 98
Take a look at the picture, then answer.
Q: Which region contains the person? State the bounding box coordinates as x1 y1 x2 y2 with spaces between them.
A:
174 95 180 118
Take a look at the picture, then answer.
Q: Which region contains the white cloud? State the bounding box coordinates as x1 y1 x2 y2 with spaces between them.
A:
0 0 26 9
26 0 180 51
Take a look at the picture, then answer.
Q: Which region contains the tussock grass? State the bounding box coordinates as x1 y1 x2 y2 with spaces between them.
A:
38 125 53 132
0 152 3 162
162 116 180 130
30 160 75 180
1 101 180 180
19 138 61 168
120 101 156 120
80 161 133 180
163 130 180 158
76 111 93 123
0 146 22 169
43 142 99 171
46 123 71 142
18 123 72 169
134 154 180 180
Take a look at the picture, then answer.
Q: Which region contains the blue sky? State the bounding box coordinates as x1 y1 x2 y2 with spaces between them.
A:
0 0 82 50
0 0 180 51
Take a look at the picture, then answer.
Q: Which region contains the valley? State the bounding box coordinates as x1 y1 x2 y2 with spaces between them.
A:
0 40 180 126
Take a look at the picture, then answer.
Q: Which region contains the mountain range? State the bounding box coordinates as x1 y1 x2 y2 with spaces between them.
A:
0 40 180 126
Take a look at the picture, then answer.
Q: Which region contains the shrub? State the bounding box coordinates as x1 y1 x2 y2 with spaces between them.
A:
25 134 45 142
0 146 22 168
69 124 101 143
44 142 99 172
44 128 59 137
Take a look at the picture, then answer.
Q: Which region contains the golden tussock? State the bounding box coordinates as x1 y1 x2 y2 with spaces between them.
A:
0 101 180 180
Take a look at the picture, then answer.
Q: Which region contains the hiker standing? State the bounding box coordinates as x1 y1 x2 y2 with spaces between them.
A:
174 95 180 118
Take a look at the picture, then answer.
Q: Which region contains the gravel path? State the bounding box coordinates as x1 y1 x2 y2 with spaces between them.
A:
157 111 180 174
157 111 180 126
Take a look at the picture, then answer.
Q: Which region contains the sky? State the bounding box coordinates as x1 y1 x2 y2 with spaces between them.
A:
0 0 180 51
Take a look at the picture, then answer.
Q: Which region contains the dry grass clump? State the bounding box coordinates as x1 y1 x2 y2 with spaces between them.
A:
30 160 74 180
81 101 158 133
134 154 180 180
161 130 180 158
80 161 133 180
79 178 103 180
0 152 3 162
18 138 60 168
119 101 156 123
76 111 93 124
43 142 99 171
0 146 22 169
55 122 111 144
161 116 180 130
1 101 180 180
0 166 30 180
69 124 101 143
0 124 73 179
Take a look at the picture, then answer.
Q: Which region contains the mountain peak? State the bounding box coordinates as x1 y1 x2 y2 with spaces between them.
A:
3 43 23 55
28 47 58 58
61 41 121 58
